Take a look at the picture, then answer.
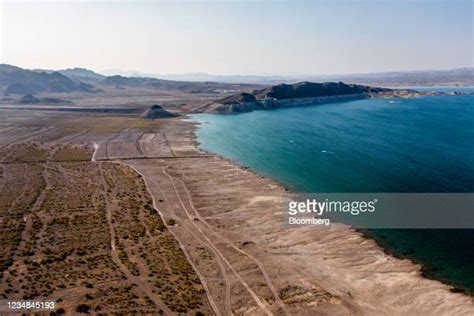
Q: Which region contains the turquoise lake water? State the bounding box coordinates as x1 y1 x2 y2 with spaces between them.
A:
193 90 474 292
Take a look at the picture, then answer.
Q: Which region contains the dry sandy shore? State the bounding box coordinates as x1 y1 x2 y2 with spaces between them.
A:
112 118 473 315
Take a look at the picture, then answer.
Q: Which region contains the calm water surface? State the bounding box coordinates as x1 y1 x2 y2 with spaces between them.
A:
193 91 474 292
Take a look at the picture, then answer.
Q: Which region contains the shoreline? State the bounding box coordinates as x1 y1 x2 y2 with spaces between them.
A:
3 110 472 314
186 115 474 299
359 229 473 296
194 84 474 114
80 112 474 314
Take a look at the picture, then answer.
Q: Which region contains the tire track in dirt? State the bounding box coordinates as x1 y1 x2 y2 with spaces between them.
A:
0 127 54 151
0 163 48 284
173 175 290 315
135 132 145 156
52 129 90 145
162 166 273 316
97 162 173 315
122 161 223 316
104 131 124 160
162 133 176 157
154 168 232 315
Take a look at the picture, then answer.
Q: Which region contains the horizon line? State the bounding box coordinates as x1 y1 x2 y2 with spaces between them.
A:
2 62 472 79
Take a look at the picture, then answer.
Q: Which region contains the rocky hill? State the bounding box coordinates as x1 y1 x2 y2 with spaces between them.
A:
200 81 420 113
101 74 258 94
0 64 95 95
1 64 261 97
326 68 474 87
148 67 474 86
218 92 257 104
141 104 179 119
252 81 391 100
57 68 105 83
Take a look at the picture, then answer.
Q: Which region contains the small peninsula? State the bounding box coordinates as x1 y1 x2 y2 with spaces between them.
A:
199 81 439 113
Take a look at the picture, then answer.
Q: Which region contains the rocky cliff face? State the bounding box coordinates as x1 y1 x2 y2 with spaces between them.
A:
208 93 369 114
252 81 390 100
218 92 257 105
201 81 402 113
199 81 454 114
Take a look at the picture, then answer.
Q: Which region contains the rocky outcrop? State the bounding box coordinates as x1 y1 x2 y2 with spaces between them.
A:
252 81 391 100
141 104 179 119
202 82 395 113
207 93 369 114
199 81 451 114
218 92 257 104
19 94 40 104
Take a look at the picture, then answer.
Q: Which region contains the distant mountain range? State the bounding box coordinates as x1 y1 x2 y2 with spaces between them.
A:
102 68 474 87
55 68 105 82
0 64 95 95
1 64 472 97
0 64 255 96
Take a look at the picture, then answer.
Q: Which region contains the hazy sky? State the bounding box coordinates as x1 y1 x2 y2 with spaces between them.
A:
0 0 472 75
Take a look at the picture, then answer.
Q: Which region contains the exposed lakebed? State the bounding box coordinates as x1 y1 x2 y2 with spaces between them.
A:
193 91 474 292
